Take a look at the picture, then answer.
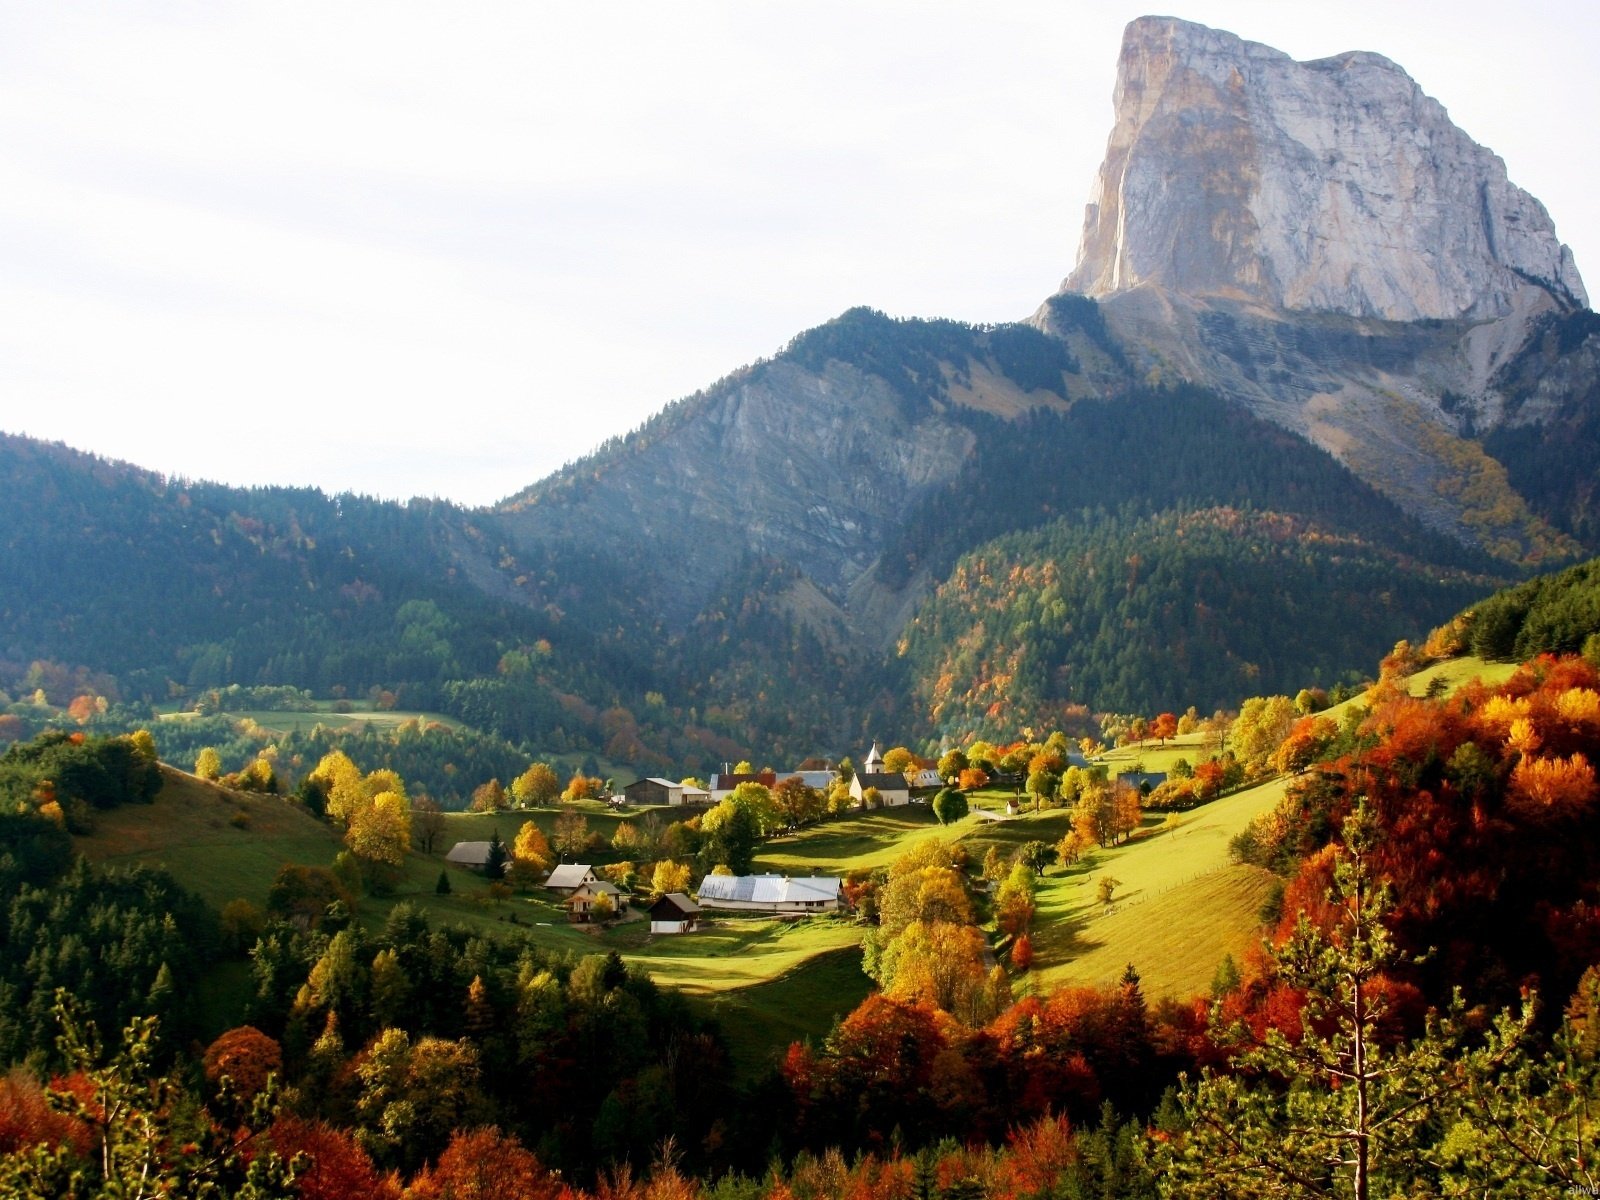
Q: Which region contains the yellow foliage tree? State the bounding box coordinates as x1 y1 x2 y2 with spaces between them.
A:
346 791 411 866
880 920 1003 1024
311 750 366 825
511 820 553 873
651 860 691 897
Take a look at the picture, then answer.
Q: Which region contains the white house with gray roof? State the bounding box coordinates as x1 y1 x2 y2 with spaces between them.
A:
696 874 842 914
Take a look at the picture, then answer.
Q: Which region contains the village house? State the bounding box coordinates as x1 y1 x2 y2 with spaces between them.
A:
648 892 701 934
544 863 599 894
696 874 842 914
565 879 625 921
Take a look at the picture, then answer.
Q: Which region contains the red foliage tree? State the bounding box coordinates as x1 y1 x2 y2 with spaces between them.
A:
406 1126 562 1200
0 1068 90 1158
1010 933 1034 972
267 1115 399 1200
202 1026 282 1108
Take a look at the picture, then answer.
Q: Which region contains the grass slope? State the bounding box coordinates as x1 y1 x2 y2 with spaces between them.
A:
77 766 342 909
1025 777 1290 1000
755 806 945 875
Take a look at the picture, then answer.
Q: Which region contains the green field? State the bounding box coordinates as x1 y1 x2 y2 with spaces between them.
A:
157 704 467 737
78 767 343 909
76 738 1302 1049
1024 776 1290 999
1402 655 1519 697
754 805 947 874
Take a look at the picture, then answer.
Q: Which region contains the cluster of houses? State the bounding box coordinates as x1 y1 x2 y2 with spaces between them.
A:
621 742 941 811
440 742 933 936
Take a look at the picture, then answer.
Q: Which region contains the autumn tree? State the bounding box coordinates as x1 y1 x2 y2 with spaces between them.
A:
937 748 968 781
201 1025 283 1109
345 791 411 887
510 762 560 807
411 795 445 855
469 778 507 813
195 746 222 781
562 773 602 802
1151 711 1179 745
879 920 1005 1024
1112 781 1143 844
552 805 588 859
511 820 553 876
994 863 1037 938
953 766 985 791
309 750 366 825
772 775 824 828
650 860 691 898
1011 933 1035 972
1162 804 1541 1199
354 1029 492 1170
406 1126 561 1200
1229 695 1299 776
1025 768 1059 810
882 746 914 773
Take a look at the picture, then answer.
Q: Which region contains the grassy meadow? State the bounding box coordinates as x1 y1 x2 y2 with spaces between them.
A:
71 700 1342 1059
77 766 342 909
1025 777 1289 998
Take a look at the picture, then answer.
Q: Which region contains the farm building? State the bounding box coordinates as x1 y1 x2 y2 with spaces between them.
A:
544 863 599 894
696 874 842 914
649 892 701 934
566 879 625 921
624 777 686 806
850 771 910 807
444 841 501 874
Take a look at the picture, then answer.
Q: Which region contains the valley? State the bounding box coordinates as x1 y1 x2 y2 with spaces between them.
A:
5 10 1600 1197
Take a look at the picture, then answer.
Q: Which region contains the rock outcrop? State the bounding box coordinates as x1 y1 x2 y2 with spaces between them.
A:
1065 16 1586 322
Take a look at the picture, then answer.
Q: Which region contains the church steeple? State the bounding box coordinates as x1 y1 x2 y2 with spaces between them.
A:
864 741 884 773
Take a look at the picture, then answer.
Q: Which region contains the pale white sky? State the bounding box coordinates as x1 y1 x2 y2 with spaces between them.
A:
1 1 1595 506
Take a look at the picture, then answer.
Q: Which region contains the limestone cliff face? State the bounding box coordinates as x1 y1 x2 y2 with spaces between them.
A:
1066 16 1586 321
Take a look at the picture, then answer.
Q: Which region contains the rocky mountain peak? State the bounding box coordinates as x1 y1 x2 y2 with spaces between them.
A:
1063 16 1586 322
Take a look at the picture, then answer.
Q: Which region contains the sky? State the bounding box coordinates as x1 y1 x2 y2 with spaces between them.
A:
1 1 1596 508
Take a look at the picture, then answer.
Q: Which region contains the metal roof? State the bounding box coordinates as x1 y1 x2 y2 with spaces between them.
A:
696 874 840 904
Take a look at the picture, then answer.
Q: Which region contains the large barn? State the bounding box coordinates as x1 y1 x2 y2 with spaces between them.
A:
695 874 841 914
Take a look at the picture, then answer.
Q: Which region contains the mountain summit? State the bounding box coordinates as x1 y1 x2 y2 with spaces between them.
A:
1065 16 1586 322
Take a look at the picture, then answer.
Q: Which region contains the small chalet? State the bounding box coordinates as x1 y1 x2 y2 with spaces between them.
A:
908 768 942 789
697 874 842 914
544 863 599 894
566 879 624 921
850 771 910 807
444 841 500 874
709 769 778 803
649 892 701 934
